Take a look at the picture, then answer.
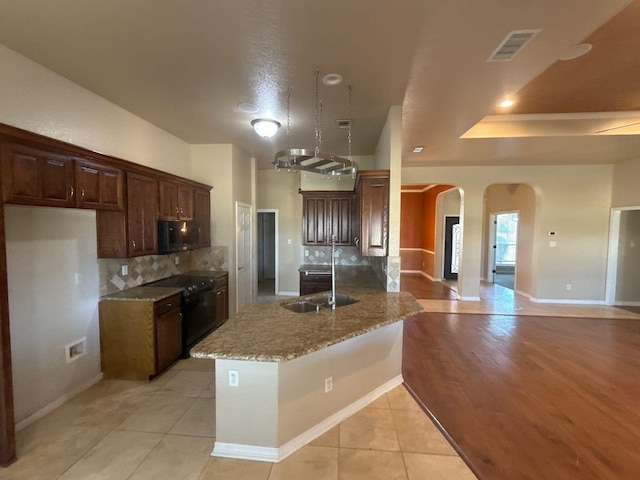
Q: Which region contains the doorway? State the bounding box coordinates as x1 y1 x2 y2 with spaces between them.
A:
257 210 278 298
443 216 460 280
492 212 518 290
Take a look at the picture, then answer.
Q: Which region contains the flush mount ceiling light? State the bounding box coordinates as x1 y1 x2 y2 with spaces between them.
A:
559 43 592 61
322 73 343 86
274 70 358 177
499 99 515 108
251 118 281 138
412 146 424 153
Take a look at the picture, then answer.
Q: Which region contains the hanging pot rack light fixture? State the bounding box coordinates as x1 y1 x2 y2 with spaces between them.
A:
273 70 358 177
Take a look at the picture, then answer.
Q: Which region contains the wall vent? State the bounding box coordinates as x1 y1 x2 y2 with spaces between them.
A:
487 29 541 62
336 119 352 129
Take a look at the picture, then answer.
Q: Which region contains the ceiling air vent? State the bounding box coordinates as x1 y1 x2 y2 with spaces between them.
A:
336 119 352 129
487 29 541 62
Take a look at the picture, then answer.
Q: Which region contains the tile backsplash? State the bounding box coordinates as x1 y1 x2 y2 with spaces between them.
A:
99 246 228 295
303 246 370 266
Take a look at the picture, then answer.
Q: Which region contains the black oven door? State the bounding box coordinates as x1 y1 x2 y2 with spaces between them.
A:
182 287 215 357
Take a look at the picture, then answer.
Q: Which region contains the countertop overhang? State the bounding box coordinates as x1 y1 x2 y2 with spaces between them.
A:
190 286 423 362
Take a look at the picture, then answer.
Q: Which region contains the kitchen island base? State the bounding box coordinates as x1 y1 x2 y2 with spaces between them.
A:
211 321 403 462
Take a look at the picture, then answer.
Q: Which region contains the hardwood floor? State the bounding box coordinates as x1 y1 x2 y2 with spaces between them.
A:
400 273 457 300
402 312 640 480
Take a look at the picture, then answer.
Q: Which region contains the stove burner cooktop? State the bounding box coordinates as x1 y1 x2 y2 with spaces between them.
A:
146 274 216 296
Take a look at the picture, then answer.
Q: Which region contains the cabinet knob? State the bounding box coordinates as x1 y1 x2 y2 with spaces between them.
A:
131 240 136 248
80 188 85 200
68 186 74 199
354 237 360 247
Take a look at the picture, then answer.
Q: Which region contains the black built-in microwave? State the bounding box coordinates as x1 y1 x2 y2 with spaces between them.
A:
157 220 200 254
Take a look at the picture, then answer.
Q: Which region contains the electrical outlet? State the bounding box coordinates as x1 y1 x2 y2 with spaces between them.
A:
65 338 87 363
566 284 572 291
175 256 180 265
74 273 83 285
121 265 128 276
305 249 309 256
324 376 333 393
228 370 239 387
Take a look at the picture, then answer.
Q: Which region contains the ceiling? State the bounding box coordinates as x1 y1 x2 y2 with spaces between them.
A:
1 0 640 170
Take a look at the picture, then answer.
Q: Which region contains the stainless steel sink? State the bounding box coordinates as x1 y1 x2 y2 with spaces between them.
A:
281 294 358 314
282 301 319 313
310 294 359 309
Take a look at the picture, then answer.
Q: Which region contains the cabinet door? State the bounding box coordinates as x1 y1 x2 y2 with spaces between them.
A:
155 308 182 373
329 195 354 245
194 188 211 247
359 175 389 256
214 286 229 328
177 185 195 220
75 159 123 210
158 180 179 220
127 173 158 256
1 143 75 207
303 196 328 245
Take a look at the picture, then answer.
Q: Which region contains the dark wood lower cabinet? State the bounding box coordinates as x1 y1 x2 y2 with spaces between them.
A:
214 275 229 328
300 272 332 296
99 294 182 380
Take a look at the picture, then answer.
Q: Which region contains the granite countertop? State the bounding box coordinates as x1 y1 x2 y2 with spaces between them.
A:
190 285 423 362
100 286 183 302
100 270 228 302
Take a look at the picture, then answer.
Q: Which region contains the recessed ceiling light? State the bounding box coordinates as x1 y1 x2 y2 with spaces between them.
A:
238 102 259 113
499 99 515 108
412 146 424 153
322 73 343 86
558 43 592 61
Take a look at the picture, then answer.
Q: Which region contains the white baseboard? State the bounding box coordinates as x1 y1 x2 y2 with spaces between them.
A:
277 291 299 297
529 297 605 305
458 296 481 301
212 374 404 463
612 301 640 306
15 372 104 431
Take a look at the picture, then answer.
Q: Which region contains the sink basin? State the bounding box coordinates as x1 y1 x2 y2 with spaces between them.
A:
281 294 358 313
282 301 319 313
307 294 359 309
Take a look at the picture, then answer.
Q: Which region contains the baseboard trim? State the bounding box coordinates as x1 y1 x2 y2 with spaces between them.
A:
277 291 299 297
530 297 605 305
15 372 104 431
211 374 404 463
612 301 640 306
458 296 481 301
400 270 435 280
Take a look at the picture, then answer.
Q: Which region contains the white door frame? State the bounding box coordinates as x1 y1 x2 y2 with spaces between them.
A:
235 202 253 313
489 210 519 289
257 209 279 295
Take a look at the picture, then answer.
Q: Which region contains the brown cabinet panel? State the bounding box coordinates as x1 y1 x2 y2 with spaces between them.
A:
194 188 211 247
99 294 182 380
159 180 195 220
75 159 123 210
214 284 229 329
127 173 158 256
155 308 182 373
1 143 75 207
356 171 389 257
302 192 355 246
300 272 332 296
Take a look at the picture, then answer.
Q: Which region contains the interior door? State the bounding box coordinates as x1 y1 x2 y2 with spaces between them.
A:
236 203 253 312
444 216 460 280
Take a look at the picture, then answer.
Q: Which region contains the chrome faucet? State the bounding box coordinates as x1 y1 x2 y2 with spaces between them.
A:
329 235 337 310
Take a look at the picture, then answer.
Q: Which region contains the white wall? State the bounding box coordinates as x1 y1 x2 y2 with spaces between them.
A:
257 170 302 295
612 157 640 207
403 164 614 302
5 206 101 424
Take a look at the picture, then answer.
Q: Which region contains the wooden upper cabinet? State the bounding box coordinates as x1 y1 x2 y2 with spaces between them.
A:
303 195 328 246
127 173 158 256
75 158 123 210
159 180 194 220
1 143 75 207
302 192 355 246
194 188 211 247
356 171 389 257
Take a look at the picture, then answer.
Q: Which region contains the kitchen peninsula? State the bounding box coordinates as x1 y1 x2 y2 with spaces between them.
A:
190 285 423 462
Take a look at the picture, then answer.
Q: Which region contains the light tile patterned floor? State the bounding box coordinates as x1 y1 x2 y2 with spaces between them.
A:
4 357 477 480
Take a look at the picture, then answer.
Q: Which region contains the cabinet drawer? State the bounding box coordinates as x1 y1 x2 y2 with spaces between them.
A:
213 274 229 289
154 294 182 316
302 273 332 284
